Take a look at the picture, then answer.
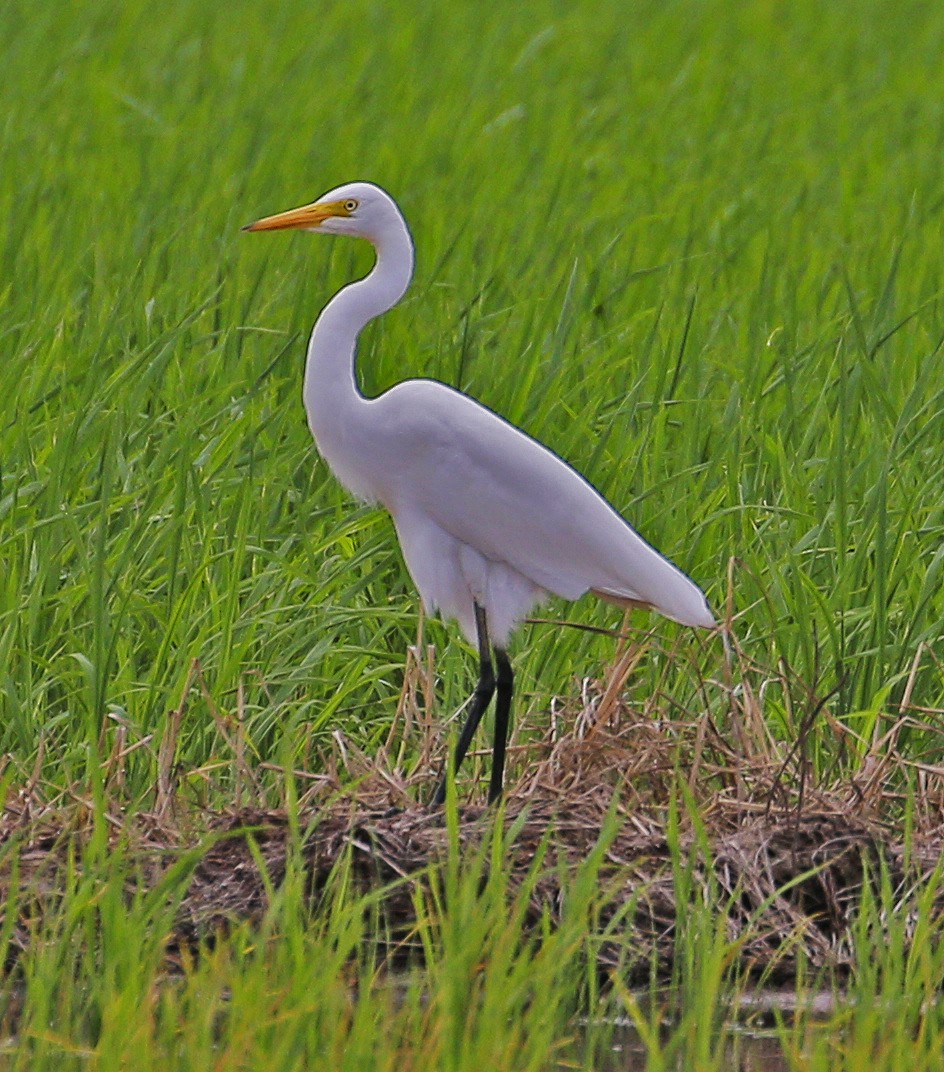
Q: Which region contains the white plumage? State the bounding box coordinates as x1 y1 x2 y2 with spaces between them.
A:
245 180 714 802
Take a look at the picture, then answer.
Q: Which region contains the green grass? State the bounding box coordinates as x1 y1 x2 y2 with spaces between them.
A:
4 805 944 1071
3 0 944 1065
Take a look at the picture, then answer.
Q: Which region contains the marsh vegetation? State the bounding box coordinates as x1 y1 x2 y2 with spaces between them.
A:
3 0 944 1066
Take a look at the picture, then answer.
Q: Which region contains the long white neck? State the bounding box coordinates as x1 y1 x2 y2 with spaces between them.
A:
303 215 414 478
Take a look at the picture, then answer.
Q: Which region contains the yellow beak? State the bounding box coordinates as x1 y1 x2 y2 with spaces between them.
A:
242 199 349 232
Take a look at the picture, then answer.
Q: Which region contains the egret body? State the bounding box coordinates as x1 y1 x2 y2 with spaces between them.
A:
244 181 714 804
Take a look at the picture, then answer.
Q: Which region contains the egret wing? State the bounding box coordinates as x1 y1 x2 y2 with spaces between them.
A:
369 381 713 628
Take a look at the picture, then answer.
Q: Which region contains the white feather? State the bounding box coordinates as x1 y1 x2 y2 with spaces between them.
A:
250 180 715 647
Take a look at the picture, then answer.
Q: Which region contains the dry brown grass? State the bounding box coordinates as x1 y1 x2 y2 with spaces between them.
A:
2 628 943 982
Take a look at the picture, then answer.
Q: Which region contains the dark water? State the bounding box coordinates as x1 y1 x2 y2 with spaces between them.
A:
562 990 838 1070
569 1022 792 1071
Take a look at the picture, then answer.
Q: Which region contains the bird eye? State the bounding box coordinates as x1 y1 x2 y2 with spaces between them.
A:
343 199 358 213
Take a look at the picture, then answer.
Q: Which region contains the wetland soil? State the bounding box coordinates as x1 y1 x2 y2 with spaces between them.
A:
4 665 943 983
3 778 941 983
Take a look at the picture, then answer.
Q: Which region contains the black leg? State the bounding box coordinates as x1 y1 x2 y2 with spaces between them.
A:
431 602 495 805
488 648 514 804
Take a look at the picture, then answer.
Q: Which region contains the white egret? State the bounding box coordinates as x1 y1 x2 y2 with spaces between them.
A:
244 181 714 805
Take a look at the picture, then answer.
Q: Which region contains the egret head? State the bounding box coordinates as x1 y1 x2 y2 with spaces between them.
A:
243 181 400 243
